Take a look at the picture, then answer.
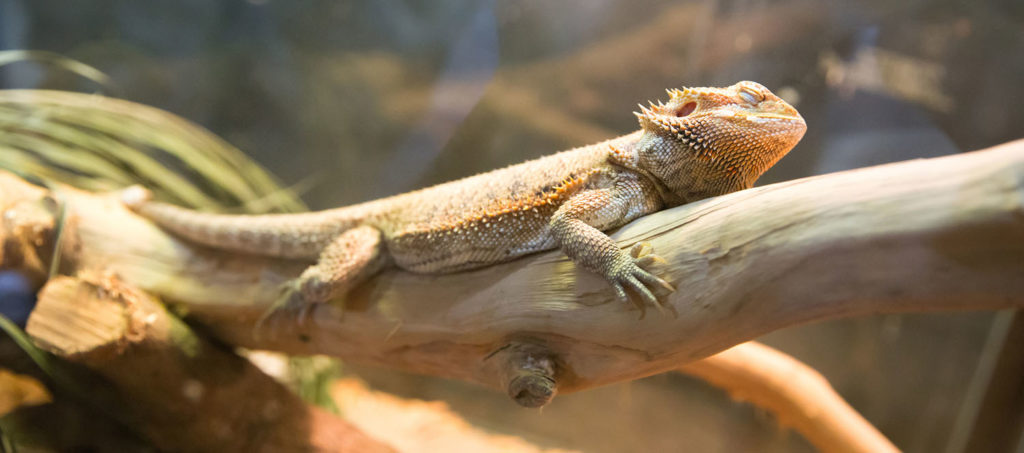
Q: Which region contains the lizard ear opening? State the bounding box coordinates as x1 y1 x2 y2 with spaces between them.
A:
675 102 696 117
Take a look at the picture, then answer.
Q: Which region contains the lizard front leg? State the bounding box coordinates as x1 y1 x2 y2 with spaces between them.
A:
549 180 674 315
273 225 389 323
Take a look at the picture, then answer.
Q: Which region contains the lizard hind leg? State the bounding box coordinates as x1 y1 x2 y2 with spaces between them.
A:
259 225 388 330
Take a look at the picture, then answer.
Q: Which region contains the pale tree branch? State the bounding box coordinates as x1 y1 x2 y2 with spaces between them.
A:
3 139 1024 450
36 139 1021 396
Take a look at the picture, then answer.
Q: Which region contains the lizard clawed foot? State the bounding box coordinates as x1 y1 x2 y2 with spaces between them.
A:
607 242 674 319
254 279 323 336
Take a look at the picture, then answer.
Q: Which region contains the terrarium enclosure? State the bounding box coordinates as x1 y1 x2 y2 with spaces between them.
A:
0 1 1022 452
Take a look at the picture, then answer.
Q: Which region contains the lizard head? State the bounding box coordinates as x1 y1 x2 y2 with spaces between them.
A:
632 81 806 204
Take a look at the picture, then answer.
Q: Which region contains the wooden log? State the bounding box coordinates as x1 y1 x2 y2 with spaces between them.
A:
24 276 394 453
3 140 1023 404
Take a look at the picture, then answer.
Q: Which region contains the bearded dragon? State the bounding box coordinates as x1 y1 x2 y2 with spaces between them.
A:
123 81 807 318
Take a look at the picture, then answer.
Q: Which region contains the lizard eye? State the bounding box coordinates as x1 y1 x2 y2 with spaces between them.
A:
739 87 764 104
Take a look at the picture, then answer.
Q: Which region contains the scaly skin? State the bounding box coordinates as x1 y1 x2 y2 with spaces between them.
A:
124 81 807 316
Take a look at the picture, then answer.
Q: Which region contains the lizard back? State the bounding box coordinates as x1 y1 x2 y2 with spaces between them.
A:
363 133 646 272
129 133 642 264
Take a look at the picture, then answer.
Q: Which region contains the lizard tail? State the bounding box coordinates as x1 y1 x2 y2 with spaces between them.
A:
123 190 356 260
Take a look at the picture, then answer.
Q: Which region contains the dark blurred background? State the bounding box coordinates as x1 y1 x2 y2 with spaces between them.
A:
1 0 1022 452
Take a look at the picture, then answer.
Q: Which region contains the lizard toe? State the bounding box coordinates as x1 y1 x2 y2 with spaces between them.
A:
634 254 668 268
621 273 658 306
630 246 674 293
614 278 647 319
255 280 321 334
611 283 629 305
634 267 674 293
606 251 675 317
626 271 671 317
629 241 654 258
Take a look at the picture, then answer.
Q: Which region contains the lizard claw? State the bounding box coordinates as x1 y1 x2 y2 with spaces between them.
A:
608 243 674 319
254 280 322 335
629 242 654 258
